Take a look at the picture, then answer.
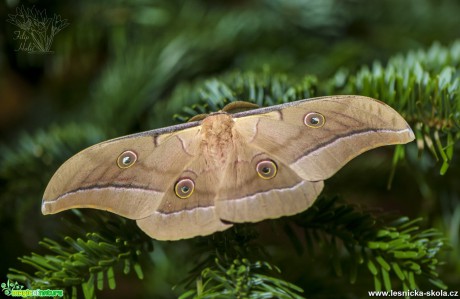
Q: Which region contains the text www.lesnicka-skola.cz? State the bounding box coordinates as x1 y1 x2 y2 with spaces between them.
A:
368 290 458 297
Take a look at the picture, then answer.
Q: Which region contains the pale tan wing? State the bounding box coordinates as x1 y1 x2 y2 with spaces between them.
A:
232 95 415 181
42 122 203 220
136 153 232 241
215 137 324 223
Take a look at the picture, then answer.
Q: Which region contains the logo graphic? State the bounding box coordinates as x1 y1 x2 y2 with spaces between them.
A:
1 280 23 296
1 280 64 297
7 5 69 54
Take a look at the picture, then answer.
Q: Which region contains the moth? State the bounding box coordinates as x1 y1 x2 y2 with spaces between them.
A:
42 95 415 240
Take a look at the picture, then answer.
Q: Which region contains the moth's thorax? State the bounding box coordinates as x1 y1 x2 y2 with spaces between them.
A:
200 113 236 164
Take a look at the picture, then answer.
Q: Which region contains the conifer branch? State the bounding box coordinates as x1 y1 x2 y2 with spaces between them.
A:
291 196 448 292
7 212 153 299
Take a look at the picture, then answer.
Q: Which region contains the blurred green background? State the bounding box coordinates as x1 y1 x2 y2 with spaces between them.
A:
1 0 459 298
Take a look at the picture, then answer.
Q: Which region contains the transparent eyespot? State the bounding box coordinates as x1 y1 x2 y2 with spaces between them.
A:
304 112 325 128
256 159 278 180
117 151 137 168
174 178 195 199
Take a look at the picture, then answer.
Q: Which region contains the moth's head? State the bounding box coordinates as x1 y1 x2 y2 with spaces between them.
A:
187 101 259 122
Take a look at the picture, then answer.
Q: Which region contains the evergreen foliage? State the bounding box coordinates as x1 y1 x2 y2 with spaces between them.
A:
1 0 459 298
7 211 152 299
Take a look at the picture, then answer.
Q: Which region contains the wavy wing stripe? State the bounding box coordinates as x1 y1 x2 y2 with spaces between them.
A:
224 180 306 202
137 206 232 241
216 180 324 223
149 205 215 216
291 128 414 181
42 186 163 219
45 185 162 202
295 128 414 162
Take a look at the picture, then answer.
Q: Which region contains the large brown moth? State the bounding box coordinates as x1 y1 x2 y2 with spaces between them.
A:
42 95 415 240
